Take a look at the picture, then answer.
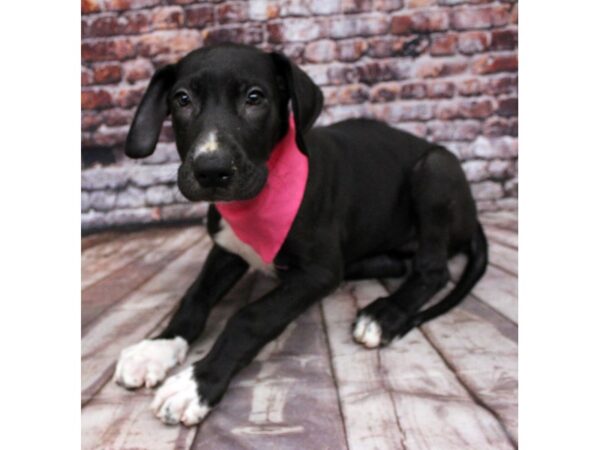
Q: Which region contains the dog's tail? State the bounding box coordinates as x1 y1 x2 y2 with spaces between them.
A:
412 222 488 327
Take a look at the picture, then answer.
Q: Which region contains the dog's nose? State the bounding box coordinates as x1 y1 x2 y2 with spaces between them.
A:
193 156 235 188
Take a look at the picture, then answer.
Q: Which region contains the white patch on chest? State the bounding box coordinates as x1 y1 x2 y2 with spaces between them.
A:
213 218 276 277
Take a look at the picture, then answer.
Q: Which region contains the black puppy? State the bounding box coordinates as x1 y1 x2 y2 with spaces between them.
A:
114 43 487 427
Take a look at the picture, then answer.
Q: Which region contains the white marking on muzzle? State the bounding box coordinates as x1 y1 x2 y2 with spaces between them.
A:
194 130 219 156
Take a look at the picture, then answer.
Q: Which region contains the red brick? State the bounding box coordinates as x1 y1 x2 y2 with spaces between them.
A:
370 83 401 102
484 75 517 95
277 18 324 42
83 14 124 37
491 29 517 51
457 78 483 96
82 38 136 62
458 31 490 54
185 5 214 28
372 0 404 11
390 15 412 35
327 65 359 85
267 23 283 44
427 81 455 98
92 69 123 90
472 54 517 74
417 59 468 78
82 0 101 14
368 36 428 58
451 5 511 30
328 84 370 104
330 16 387 38
113 85 146 108
103 0 162 12
373 102 434 122
356 60 404 85
428 120 481 141
496 96 517 117
82 67 94 86
406 0 436 7
82 111 103 131
122 59 154 83
121 11 152 34
436 98 494 121
483 117 518 137
82 89 113 110
93 63 122 84
430 33 458 56
305 40 336 63
216 2 248 24
400 82 427 99
102 108 135 127
280 43 305 61
137 30 202 57
336 38 368 62
392 10 449 35
151 6 185 30
341 0 375 14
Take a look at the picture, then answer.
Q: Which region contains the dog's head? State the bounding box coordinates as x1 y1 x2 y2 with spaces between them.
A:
125 44 323 202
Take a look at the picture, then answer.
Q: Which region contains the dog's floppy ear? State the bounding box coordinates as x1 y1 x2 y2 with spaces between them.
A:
125 64 176 158
271 52 323 145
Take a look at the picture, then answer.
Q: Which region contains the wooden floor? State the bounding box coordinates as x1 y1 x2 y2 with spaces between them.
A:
81 211 518 450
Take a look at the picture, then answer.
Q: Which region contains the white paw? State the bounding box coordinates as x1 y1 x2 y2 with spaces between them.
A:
114 337 188 389
352 314 382 348
151 367 211 426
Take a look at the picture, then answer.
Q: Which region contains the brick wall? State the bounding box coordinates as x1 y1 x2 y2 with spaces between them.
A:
81 0 518 231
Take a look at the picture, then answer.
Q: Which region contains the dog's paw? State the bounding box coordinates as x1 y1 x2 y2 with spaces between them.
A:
151 367 211 427
114 337 188 389
352 314 383 348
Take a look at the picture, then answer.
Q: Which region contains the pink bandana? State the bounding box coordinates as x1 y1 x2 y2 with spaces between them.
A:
215 115 308 264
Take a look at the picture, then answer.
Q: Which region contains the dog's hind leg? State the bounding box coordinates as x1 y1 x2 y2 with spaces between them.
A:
344 254 410 280
353 148 469 348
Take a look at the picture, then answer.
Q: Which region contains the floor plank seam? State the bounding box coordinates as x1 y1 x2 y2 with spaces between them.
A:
376 343 408 450
318 300 352 450
487 236 518 251
419 327 518 449
488 261 518 278
82 231 173 292
82 233 208 337
470 294 518 328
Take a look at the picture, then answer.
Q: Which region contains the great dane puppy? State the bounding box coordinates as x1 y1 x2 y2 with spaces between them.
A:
114 43 487 427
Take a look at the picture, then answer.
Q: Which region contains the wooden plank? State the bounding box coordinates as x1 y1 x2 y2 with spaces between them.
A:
82 237 213 405
81 272 258 450
82 227 205 333
483 225 518 250
191 274 348 450
82 227 178 290
322 280 514 450
480 212 518 232
420 307 518 444
448 255 517 324
489 241 518 276
81 230 120 251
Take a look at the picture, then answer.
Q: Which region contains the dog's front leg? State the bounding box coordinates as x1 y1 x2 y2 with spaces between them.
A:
114 245 249 389
150 266 340 426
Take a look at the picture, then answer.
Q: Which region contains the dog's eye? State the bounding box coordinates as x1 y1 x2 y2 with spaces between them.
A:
246 89 265 106
175 92 191 107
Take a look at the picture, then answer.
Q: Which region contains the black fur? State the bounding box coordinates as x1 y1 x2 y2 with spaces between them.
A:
125 43 488 414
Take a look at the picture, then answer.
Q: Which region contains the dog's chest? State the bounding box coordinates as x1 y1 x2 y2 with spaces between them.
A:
212 218 276 277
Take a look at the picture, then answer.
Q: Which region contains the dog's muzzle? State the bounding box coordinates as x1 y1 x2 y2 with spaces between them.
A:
192 153 235 189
